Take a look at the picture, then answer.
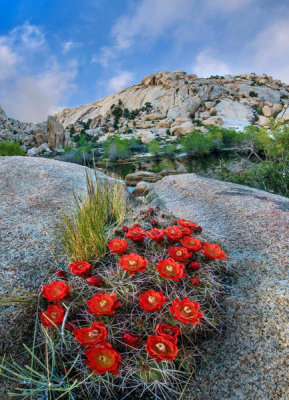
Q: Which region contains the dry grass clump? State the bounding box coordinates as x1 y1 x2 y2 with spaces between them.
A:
58 171 126 264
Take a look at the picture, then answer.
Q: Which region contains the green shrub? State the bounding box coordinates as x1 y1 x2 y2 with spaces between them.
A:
148 139 162 156
180 132 210 156
249 90 258 97
0 141 25 156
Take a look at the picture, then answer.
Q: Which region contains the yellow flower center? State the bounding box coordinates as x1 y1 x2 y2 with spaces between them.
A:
170 230 175 234
129 260 136 266
51 312 57 319
166 265 174 272
155 343 166 352
100 300 108 307
88 329 99 338
183 306 192 314
176 251 182 256
99 355 108 362
148 296 155 303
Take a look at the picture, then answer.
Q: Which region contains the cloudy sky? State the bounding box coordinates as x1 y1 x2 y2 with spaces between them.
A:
1 0 289 122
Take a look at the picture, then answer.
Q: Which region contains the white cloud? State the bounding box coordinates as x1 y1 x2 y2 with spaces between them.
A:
92 46 117 67
250 18 289 82
62 40 79 53
0 45 18 81
2 62 77 122
0 23 78 122
192 50 231 77
10 23 45 49
107 71 134 92
93 0 196 66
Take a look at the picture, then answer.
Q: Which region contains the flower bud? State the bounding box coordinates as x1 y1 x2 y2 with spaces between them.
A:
150 219 158 226
86 276 104 287
190 277 201 286
122 225 129 232
55 270 67 278
187 262 200 271
123 332 142 347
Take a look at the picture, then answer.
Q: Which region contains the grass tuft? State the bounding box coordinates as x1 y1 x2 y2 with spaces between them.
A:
58 170 126 264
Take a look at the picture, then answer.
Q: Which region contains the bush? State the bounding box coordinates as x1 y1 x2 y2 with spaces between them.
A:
0 141 25 156
148 139 162 156
180 132 211 156
2 208 226 399
249 90 258 97
102 136 132 161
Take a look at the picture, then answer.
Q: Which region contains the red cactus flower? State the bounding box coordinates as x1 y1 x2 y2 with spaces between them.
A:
180 236 203 252
139 289 167 312
169 298 203 325
187 261 200 271
172 225 192 236
125 227 146 242
107 238 128 255
202 243 227 260
86 276 104 287
156 258 187 281
55 270 67 278
148 207 155 213
190 277 201 286
155 323 181 344
40 304 65 327
41 281 70 302
177 219 198 230
146 228 164 242
69 261 91 278
194 225 203 233
164 226 183 241
146 334 178 363
123 332 142 347
73 321 107 347
122 225 129 232
85 342 121 375
168 246 192 262
87 293 120 316
118 253 148 275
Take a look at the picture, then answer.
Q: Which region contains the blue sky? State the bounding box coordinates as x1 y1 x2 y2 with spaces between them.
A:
1 0 289 122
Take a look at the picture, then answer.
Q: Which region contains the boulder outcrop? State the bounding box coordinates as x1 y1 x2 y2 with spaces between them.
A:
148 174 289 400
0 157 120 398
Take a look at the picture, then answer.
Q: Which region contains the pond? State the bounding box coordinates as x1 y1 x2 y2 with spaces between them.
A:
53 150 233 180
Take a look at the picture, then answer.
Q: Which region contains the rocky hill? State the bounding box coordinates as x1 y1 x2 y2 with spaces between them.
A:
1 71 289 156
55 70 289 138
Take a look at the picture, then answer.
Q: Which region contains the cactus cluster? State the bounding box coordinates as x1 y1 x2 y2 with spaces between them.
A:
37 207 227 399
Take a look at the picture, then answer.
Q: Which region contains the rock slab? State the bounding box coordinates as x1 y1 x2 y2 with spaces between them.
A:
0 157 114 397
149 174 289 400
